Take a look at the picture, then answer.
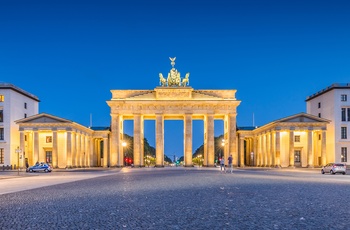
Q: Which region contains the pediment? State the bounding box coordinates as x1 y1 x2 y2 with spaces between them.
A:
15 113 72 124
277 113 330 123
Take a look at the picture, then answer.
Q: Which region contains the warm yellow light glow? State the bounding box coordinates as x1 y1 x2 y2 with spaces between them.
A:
122 142 127 147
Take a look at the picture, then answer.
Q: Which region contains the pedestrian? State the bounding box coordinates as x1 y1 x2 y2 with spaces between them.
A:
228 155 233 173
220 158 225 173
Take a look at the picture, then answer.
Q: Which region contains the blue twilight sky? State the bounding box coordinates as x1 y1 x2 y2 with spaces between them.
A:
1 0 350 159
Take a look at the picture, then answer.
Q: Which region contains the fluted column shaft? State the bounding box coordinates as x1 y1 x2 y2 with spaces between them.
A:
239 137 245 167
289 130 294 167
103 137 108 167
204 114 214 167
33 129 39 163
52 129 58 168
321 130 327 166
66 130 72 168
156 114 164 167
133 114 142 167
275 131 281 167
184 114 193 167
307 129 313 167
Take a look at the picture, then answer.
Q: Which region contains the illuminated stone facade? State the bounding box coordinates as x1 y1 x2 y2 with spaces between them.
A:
107 87 241 167
16 113 110 168
238 113 330 168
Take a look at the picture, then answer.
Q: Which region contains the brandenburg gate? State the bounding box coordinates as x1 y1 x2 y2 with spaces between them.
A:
107 58 241 167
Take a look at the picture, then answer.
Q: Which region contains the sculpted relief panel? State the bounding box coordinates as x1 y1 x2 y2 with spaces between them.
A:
110 102 238 115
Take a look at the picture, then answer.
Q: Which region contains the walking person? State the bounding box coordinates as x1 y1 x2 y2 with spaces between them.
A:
228 155 233 173
220 158 225 173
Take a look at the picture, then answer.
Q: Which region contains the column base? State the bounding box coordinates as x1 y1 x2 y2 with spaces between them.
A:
288 165 295 169
307 165 314 168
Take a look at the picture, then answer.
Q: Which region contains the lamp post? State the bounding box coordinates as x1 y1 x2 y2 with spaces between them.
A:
15 147 22 176
122 141 127 166
220 139 225 159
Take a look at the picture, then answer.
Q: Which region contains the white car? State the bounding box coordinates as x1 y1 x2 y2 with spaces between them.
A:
321 163 346 175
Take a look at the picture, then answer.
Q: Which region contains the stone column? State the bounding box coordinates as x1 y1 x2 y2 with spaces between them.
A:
275 130 281 167
89 137 93 167
289 130 295 167
66 130 72 168
225 114 237 166
141 116 144 167
77 132 81 167
95 139 100 166
204 114 214 167
19 130 25 169
33 129 39 163
239 137 245 167
82 134 86 167
259 135 263 166
71 131 76 167
27 132 33 166
133 114 142 167
270 132 275 167
307 128 314 168
253 137 258 166
155 114 164 167
111 114 122 167
103 137 108 167
321 129 327 166
266 133 271 167
184 114 193 167
52 129 58 168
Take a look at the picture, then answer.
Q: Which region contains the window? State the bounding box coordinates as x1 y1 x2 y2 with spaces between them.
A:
24 113 27 118
294 135 300 142
341 108 350 122
0 148 3 164
341 127 347 139
319 134 321 140
0 95 4 102
0 110 3 122
24 102 27 109
0 128 3 140
342 108 346 121
46 151 52 163
318 113 321 118
46 136 52 143
341 94 347 102
341 147 347 162
318 102 321 108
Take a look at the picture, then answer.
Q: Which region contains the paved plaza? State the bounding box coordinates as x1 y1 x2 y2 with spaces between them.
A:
0 167 350 229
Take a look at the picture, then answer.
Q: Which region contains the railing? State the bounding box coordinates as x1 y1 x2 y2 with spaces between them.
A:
2 165 13 170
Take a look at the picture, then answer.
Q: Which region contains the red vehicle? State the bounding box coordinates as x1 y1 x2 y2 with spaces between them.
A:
124 157 133 166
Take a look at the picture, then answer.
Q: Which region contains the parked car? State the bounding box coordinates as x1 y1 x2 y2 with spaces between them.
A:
321 163 346 175
27 162 52 173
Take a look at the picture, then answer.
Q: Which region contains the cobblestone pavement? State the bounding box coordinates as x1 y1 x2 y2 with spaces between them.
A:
0 167 350 230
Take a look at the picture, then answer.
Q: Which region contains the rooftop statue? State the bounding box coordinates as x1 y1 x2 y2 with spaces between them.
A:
158 57 190 87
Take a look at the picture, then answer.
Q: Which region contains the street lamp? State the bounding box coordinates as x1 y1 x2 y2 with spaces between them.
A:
220 139 225 159
15 147 22 176
198 154 202 167
122 141 127 166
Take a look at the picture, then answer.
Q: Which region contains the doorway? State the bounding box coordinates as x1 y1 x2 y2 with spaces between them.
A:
294 150 301 167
